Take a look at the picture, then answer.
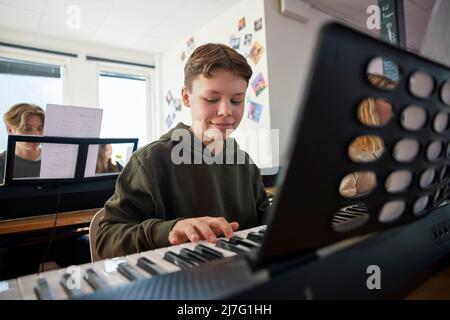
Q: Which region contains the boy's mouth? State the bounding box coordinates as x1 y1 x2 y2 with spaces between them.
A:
210 121 235 129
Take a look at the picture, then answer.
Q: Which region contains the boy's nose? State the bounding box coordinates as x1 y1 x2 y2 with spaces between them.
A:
217 101 232 116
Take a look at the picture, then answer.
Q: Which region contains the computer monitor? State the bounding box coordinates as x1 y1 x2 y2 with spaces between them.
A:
258 22 450 265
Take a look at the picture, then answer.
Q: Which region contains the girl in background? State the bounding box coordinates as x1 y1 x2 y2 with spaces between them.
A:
95 144 123 174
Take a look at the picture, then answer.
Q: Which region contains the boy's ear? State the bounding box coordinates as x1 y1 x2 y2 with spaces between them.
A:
6 125 14 135
181 87 190 108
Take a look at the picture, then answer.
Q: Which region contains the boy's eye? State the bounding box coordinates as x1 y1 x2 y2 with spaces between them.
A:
205 98 219 103
231 100 242 105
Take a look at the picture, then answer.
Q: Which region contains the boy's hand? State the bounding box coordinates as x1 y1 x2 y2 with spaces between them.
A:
169 217 239 245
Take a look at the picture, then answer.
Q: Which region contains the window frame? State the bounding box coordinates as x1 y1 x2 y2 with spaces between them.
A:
0 46 70 105
94 63 157 145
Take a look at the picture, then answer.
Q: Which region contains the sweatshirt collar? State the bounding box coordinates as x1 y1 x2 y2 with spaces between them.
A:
163 122 243 163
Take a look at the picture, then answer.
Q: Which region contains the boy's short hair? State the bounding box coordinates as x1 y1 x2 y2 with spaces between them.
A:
184 43 253 91
3 103 45 130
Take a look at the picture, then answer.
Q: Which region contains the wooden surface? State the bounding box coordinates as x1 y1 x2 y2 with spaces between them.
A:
0 208 99 235
0 187 276 236
405 264 450 299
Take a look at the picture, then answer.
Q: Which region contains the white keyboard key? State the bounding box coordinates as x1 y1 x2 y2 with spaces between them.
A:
0 279 21 300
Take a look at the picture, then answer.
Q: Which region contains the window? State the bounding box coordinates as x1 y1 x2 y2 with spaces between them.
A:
0 56 65 150
98 70 149 147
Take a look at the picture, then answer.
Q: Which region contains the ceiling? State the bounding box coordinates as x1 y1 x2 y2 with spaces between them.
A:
0 0 435 54
304 0 435 53
0 0 242 53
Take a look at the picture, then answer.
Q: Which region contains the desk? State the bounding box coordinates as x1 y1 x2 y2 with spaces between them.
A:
405 261 450 299
0 208 99 236
0 186 275 236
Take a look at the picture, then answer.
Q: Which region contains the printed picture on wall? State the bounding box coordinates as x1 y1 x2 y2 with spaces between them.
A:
247 101 263 123
238 17 246 31
251 73 267 97
229 35 241 50
186 36 195 53
254 18 263 31
248 41 264 64
180 50 186 62
244 33 253 46
165 90 173 105
174 99 182 111
165 113 176 128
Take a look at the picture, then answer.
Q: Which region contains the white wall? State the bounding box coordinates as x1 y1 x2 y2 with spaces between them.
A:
264 0 334 166
0 29 156 128
158 0 336 170
1 0 337 166
158 0 273 169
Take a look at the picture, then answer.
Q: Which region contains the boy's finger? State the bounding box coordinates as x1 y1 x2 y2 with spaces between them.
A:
193 220 217 243
211 219 234 239
169 230 179 245
229 222 239 231
184 223 199 242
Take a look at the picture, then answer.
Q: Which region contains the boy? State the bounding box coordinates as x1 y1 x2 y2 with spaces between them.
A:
95 43 270 259
0 103 45 182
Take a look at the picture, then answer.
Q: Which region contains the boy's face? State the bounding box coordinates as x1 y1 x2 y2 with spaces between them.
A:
182 68 247 143
8 115 43 152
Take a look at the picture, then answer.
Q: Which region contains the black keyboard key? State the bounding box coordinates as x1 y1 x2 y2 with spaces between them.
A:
229 236 260 248
194 244 224 260
136 257 166 276
60 273 84 299
84 268 108 291
247 232 264 243
34 278 54 300
163 251 197 269
179 248 209 263
117 262 145 281
216 239 247 254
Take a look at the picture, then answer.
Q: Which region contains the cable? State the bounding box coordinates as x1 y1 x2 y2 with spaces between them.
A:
37 184 62 275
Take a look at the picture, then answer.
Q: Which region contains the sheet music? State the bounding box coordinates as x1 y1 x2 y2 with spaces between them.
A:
84 145 99 177
43 104 103 137
40 104 103 179
40 144 79 179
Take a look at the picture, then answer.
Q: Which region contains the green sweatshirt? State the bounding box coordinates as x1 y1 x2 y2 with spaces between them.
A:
96 122 270 258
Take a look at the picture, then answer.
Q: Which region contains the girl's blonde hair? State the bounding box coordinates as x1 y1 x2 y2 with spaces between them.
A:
3 103 45 130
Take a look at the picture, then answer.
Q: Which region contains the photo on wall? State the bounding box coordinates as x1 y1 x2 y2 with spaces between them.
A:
165 91 173 105
244 33 253 46
254 18 262 32
238 17 246 31
186 36 195 53
251 73 267 97
248 41 264 64
247 101 263 123
229 35 241 50
174 99 182 111
165 113 175 128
